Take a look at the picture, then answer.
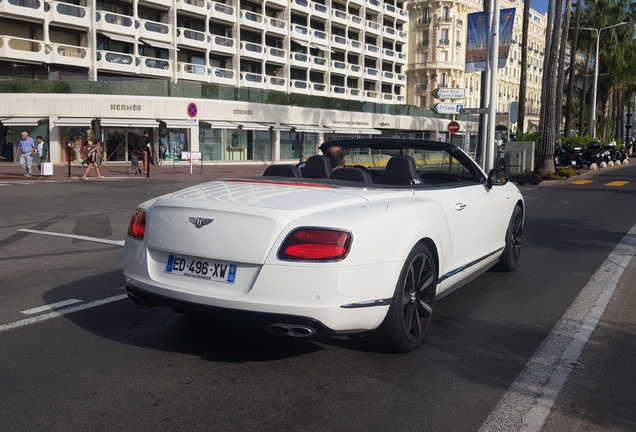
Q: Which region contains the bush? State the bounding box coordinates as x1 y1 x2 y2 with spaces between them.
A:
556 166 577 178
510 171 543 185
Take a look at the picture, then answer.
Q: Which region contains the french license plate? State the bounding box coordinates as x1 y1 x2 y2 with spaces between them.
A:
165 254 236 283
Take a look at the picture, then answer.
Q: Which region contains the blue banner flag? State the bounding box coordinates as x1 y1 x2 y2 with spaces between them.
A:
465 8 516 72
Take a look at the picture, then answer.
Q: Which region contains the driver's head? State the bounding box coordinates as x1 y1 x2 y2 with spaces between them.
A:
326 146 346 170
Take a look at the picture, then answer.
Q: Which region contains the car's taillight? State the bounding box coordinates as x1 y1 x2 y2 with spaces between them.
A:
127 209 146 241
278 228 352 261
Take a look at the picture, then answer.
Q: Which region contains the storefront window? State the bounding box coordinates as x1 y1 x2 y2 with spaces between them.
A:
199 127 226 161
280 131 319 161
158 128 189 163
251 130 272 161
103 128 145 162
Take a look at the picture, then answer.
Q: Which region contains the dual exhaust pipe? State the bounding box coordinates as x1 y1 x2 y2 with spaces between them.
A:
127 291 317 338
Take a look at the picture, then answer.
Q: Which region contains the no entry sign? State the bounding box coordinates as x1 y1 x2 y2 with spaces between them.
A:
447 121 460 134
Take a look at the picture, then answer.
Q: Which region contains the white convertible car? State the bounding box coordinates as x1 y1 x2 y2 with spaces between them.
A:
124 139 524 352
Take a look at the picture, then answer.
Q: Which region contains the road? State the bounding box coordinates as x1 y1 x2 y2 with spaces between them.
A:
0 165 635 432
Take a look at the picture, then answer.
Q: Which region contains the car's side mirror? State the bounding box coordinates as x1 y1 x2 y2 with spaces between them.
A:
487 169 508 189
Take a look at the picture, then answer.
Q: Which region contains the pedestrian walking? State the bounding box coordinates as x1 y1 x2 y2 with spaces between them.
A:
127 146 142 175
36 136 49 175
15 132 37 177
80 138 105 180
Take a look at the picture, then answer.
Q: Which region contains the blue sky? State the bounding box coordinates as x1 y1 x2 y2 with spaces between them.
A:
528 0 549 14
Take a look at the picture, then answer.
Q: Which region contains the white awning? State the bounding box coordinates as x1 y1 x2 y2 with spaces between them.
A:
325 127 382 135
1 117 45 126
282 123 326 133
99 31 138 45
259 123 291 130
290 38 312 49
141 38 179 51
161 119 195 128
310 44 335 53
230 121 271 131
55 117 93 127
357 128 382 135
200 121 239 129
99 118 158 128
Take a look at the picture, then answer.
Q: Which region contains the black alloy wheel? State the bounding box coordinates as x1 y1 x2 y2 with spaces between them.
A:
369 243 437 352
494 205 523 272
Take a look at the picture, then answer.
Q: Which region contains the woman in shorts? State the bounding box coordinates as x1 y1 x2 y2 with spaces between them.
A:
81 138 104 180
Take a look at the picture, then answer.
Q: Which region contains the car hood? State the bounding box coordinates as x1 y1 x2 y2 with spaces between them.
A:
143 180 413 264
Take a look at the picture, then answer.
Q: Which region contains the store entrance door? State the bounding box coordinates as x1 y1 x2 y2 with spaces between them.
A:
102 128 145 162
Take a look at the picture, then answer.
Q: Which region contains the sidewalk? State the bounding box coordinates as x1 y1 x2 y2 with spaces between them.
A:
0 162 269 182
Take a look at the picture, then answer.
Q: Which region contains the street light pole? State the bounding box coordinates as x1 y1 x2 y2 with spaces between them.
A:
582 22 628 139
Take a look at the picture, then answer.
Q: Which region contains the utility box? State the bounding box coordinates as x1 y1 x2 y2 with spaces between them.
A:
503 141 534 173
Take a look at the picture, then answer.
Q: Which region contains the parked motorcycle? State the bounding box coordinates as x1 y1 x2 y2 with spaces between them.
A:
583 142 603 167
554 145 584 169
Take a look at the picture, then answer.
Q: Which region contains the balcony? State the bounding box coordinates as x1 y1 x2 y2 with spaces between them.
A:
396 95 405 103
311 83 327 96
0 0 46 20
439 39 450 45
382 93 394 102
96 50 139 74
139 56 172 78
239 10 265 31
348 88 362 100
95 11 135 35
364 90 380 103
266 47 286 64
364 68 379 80
383 49 395 58
349 40 362 53
382 71 394 81
46 43 91 68
397 30 407 41
418 40 429 48
175 0 208 17
396 52 406 62
350 15 363 30
0 36 47 64
138 19 172 43
177 62 209 82
366 21 381 36
210 2 236 23
291 0 310 14
266 17 286 36
210 35 236 55
239 42 266 61
331 9 347 26
266 76 287 90
331 86 346 97
331 60 346 72
439 17 452 24
365 44 380 57
396 74 405 83
331 35 347 48
383 26 396 38
291 24 310 42
366 0 381 12
176 27 209 50
383 3 396 18
312 30 328 45
46 1 90 28
312 56 328 71
289 51 309 67
417 17 431 26
397 8 408 21
290 80 311 95
312 2 328 19
349 64 362 77
210 67 235 86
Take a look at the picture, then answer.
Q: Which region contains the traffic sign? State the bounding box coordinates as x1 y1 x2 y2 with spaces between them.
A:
460 108 489 114
187 102 198 118
431 103 464 115
433 88 466 99
447 121 460 134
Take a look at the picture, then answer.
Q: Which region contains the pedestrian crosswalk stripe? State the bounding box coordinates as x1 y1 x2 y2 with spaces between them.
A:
571 180 593 185
605 181 628 187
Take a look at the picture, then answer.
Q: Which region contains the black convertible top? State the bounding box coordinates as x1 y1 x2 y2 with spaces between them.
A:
320 138 465 154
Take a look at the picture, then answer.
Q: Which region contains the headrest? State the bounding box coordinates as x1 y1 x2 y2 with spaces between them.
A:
302 155 331 178
263 164 302 178
380 155 423 185
329 167 373 183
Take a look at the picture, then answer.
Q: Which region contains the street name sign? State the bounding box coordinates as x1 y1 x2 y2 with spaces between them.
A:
460 108 489 114
433 88 466 99
431 103 465 115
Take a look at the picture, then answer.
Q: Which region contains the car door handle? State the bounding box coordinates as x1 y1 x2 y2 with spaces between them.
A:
455 203 467 211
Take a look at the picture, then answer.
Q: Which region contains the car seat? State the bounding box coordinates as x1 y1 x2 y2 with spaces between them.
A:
302 155 331 178
329 167 373 183
263 164 302 178
380 155 423 185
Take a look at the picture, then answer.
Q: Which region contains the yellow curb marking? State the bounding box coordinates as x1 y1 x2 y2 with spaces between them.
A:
571 180 593 185
605 181 629 187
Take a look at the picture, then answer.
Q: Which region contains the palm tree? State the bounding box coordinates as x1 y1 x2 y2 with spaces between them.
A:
517 0 532 135
564 1 583 136
555 0 573 136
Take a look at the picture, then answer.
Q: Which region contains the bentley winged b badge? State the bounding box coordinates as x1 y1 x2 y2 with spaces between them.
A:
188 217 214 228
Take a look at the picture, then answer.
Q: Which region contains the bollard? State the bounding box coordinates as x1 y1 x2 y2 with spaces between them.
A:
67 143 71 178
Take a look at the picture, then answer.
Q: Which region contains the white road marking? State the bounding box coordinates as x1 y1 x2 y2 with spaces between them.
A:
21 299 83 315
17 229 125 246
0 294 127 333
479 222 636 432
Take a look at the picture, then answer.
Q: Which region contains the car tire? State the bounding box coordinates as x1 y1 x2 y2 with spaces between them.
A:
493 205 523 272
368 243 437 352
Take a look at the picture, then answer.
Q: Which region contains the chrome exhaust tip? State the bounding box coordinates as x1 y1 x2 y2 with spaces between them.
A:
265 323 317 337
127 292 144 306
